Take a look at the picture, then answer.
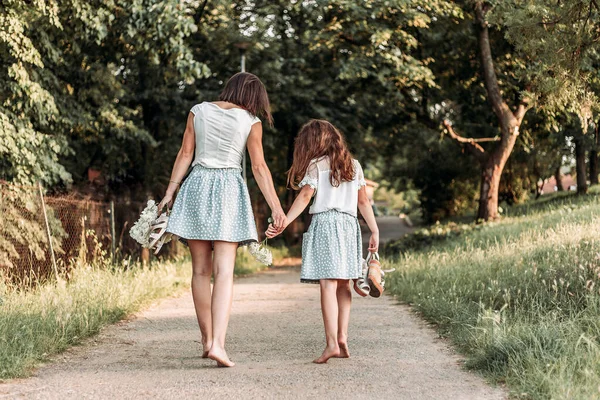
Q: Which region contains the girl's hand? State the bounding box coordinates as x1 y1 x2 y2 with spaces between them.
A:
265 223 282 239
158 193 174 211
271 207 287 231
368 232 380 253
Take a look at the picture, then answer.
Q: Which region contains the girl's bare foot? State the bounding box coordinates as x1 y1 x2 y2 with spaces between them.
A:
208 347 235 367
313 345 340 364
337 341 350 358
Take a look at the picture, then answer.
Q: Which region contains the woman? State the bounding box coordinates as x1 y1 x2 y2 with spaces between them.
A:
158 72 285 367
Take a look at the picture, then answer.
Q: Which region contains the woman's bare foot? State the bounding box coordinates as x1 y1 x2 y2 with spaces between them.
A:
198 340 212 358
208 347 235 367
202 342 212 358
337 341 350 358
313 345 340 364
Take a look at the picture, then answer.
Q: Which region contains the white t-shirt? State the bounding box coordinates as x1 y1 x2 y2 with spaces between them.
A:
299 157 367 217
190 102 261 170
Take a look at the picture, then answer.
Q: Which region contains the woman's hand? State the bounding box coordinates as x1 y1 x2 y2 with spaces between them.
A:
158 192 174 211
271 207 287 231
368 231 380 253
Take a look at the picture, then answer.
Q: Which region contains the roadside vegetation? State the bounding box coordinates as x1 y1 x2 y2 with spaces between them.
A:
0 244 279 379
385 188 600 399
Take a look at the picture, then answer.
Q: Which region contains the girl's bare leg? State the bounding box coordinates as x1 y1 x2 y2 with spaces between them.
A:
314 279 341 364
336 279 352 358
207 240 238 367
188 240 213 357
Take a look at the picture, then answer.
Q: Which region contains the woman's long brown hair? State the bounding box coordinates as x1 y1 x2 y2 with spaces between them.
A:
219 72 273 127
287 119 355 189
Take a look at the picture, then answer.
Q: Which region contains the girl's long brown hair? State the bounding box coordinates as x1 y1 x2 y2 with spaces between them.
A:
288 119 355 189
219 72 273 127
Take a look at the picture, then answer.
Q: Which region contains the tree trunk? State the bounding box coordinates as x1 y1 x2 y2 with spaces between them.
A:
575 137 588 194
476 140 513 220
554 166 564 191
589 150 598 185
477 164 500 220
590 127 599 185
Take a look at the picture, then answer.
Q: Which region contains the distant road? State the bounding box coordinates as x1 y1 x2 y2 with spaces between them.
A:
361 215 414 251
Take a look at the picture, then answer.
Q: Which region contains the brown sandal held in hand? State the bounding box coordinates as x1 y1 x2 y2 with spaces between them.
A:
366 252 394 298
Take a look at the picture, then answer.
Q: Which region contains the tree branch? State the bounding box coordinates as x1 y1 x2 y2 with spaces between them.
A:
514 102 528 124
197 0 209 25
443 120 494 163
474 2 513 123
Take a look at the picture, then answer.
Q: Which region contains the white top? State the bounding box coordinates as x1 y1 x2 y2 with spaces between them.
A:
190 102 261 169
299 157 367 217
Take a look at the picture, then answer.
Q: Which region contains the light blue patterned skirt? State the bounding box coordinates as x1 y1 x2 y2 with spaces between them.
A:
301 210 362 284
166 165 258 245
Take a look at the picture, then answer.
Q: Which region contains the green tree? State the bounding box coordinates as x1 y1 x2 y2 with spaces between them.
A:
442 0 599 221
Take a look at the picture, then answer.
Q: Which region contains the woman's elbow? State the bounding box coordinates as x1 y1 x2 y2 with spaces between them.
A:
252 162 269 177
179 145 194 159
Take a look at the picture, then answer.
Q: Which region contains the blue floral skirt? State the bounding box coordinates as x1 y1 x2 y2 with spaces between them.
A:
166 165 258 245
301 210 362 284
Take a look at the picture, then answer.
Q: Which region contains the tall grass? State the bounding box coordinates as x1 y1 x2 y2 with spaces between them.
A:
0 243 279 379
386 189 600 399
0 258 191 379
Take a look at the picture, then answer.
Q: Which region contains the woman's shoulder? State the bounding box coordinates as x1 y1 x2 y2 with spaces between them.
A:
190 102 206 115
192 102 260 125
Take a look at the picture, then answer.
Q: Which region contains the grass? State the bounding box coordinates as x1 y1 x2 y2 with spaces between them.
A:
385 187 600 400
0 244 278 379
234 245 289 276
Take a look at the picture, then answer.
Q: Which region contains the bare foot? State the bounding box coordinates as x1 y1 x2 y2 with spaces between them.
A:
313 345 340 364
202 342 212 358
208 347 235 367
195 340 212 358
337 342 350 358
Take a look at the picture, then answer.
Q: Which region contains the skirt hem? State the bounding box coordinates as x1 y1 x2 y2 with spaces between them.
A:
300 277 359 284
167 231 258 247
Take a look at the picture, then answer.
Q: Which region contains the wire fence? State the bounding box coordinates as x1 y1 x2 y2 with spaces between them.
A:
0 181 179 284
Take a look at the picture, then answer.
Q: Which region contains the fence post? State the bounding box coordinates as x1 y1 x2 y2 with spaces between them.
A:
109 200 116 263
38 182 59 279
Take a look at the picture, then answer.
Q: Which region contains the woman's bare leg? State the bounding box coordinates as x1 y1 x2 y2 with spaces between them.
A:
336 279 352 358
314 279 341 364
188 240 213 357
207 240 238 367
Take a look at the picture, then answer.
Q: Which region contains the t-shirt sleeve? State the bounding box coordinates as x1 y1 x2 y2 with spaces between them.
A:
190 104 202 115
355 160 367 189
298 161 319 192
251 115 261 125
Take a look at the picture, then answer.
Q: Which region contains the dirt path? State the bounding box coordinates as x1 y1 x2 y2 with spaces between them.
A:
1 266 505 400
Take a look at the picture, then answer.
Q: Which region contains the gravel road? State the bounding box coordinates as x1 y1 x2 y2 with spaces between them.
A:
1 265 505 400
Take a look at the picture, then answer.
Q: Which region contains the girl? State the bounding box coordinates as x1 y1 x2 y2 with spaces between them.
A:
158 72 286 367
266 119 379 364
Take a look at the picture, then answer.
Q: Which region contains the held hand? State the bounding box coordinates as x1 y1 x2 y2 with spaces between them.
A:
368 232 380 253
265 223 282 239
271 207 287 231
158 193 174 211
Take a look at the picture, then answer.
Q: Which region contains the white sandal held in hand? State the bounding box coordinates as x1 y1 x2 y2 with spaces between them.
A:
149 211 171 254
353 258 371 297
